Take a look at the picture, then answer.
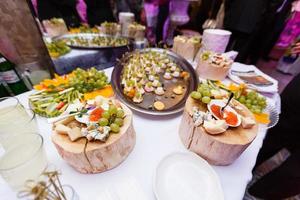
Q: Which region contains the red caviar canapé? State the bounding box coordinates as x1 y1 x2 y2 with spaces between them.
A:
210 104 238 126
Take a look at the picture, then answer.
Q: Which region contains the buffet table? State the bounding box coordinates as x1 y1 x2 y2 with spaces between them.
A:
0 66 280 200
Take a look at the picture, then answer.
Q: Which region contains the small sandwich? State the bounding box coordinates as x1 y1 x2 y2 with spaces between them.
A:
101 22 120 36
173 36 201 61
128 22 146 41
43 18 68 37
182 36 202 61
172 35 187 54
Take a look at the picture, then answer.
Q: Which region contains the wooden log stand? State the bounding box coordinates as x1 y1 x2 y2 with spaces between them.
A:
52 104 136 174
179 96 258 165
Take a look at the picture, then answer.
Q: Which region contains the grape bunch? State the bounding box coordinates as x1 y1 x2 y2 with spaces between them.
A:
190 81 268 114
98 105 125 133
237 91 267 114
46 40 70 58
69 67 108 93
190 82 213 104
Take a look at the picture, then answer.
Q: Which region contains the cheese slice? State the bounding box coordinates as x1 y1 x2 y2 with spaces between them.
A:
203 119 228 135
242 117 256 129
55 124 71 135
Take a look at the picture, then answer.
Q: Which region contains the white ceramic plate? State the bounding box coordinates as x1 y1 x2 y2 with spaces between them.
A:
153 152 224 200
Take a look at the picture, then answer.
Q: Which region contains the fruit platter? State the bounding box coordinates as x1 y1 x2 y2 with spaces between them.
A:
111 48 198 115
179 80 270 165
29 67 114 118
55 33 130 49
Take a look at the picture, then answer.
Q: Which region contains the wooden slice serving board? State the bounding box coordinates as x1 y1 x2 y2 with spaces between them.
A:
179 96 258 165
52 104 136 174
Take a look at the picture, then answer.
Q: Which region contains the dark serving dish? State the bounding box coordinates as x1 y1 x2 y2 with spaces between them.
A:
54 33 133 50
111 48 198 116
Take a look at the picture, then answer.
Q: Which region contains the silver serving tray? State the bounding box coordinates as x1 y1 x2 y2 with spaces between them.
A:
54 33 132 50
111 48 198 116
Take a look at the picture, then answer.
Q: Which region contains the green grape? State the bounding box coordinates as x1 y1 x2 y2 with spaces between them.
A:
201 83 209 89
202 89 211 97
77 75 83 80
116 110 125 118
202 96 211 104
96 80 102 85
91 67 97 73
191 91 202 100
253 100 258 105
114 118 124 126
110 123 120 133
89 78 95 83
69 68 108 92
239 96 246 103
197 87 203 93
99 81 104 87
247 91 256 97
246 99 252 104
99 118 109 126
258 100 265 106
248 95 255 101
257 96 264 102
109 105 118 115
251 105 257 110
102 111 110 119
254 108 261 114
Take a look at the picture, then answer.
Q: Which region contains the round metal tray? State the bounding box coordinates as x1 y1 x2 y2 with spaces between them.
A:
54 33 133 50
111 48 198 116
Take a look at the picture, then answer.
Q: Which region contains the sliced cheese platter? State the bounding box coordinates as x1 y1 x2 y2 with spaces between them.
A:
179 80 264 165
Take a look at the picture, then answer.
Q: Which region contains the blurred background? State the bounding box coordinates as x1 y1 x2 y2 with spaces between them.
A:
0 0 299 95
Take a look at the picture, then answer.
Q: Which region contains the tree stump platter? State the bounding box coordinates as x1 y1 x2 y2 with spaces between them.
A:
179 96 258 166
52 103 136 174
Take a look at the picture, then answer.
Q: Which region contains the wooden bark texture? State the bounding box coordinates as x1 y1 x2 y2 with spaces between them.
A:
52 104 136 174
179 96 258 165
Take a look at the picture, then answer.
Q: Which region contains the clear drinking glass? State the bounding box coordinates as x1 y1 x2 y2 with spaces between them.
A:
0 97 37 149
0 133 48 190
63 185 80 200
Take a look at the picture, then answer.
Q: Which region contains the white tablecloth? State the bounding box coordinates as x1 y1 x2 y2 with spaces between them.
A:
0 67 277 200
